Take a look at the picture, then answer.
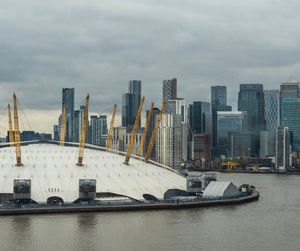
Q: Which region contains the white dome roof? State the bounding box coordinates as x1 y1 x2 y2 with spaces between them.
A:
0 144 186 203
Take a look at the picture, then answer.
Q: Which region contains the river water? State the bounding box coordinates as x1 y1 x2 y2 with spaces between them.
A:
0 173 299 251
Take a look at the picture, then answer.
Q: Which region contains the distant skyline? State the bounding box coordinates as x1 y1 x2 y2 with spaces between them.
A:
0 0 300 135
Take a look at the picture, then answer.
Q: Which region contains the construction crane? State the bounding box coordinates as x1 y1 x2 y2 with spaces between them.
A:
135 101 154 159
77 94 89 166
60 103 66 146
13 93 22 166
144 98 167 163
8 103 14 147
124 96 145 165
106 104 117 152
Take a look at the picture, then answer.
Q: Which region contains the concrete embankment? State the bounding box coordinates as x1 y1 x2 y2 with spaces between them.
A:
0 191 259 216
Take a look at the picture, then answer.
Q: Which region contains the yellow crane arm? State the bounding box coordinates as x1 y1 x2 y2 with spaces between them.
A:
77 94 89 166
60 103 66 146
8 103 14 147
136 102 154 159
13 93 22 166
124 96 145 165
144 98 167 163
106 104 117 152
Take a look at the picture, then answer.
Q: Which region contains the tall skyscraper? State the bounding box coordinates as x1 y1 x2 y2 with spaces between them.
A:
90 115 108 146
156 113 182 169
62 88 75 141
275 127 290 172
217 111 246 156
145 107 160 161
260 131 275 157
122 80 142 127
162 78 177 101
211 86 232 151
238 84 265 156
264 90 280 131
188 101 211 135
281 98 300 151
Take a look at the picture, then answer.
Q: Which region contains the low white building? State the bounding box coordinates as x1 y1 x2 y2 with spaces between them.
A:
203 181 240 199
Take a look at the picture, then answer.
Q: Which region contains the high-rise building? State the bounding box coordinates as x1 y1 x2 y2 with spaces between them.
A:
238 84 265 156
281 98 300 151
188 101 211 135
229 132 252 158
162 78 177 101
211 86 232 151
165 98 188 161
192 133 212 161
156 113 182 169
122 80 142 127
275 127 290 172
264 90 280 131
62 88 75 142
90 115 108 146
260 131 276 157
216 111 246 156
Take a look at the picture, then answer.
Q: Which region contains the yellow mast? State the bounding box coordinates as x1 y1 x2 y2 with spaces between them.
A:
144 98 167 163
13 93 22 166
60 103 66 146
8 103 14 147
135 101 154 159
77 94 89 166
124 96 145 165
105 104 117 152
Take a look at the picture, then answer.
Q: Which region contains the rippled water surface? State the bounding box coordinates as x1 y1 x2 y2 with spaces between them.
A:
0 173 299 251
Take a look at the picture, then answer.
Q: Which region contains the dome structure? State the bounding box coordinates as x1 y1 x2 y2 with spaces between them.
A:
0 143 186 203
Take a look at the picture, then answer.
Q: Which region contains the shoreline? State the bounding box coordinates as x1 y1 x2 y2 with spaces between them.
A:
0 191 259 216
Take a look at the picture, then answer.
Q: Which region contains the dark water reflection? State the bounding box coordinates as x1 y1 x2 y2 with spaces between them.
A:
0 173 299 251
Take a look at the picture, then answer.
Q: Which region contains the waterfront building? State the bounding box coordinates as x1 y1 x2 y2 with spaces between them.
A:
275 127 290 172
156 113 182 169
260 131 276 157
229 132 252 158
162 78 177 101
238 84 265 156
122 80 142 127
211 86 232 150
217 111 246 156
264 90 280 131
280 98 300 151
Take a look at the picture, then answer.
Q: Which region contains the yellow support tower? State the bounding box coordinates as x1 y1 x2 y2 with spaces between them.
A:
13 93 22 166
135 102 154 159
106 104 117 152
60 103 66 146
77 94 89 166
8 103 14 147
144 98 167 163
124 96 145 165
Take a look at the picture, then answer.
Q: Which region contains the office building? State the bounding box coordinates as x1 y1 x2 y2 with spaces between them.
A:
192 133 212 161
62 88 75 141
90 115 108 146
238 84 265 156
260 131 276 157
264 90 280 131
229 132 252 158
275 127 290 172
211 86 232 152
281 98 300 151
217 111 246 156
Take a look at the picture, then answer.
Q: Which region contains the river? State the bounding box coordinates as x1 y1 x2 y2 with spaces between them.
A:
0 173 299 251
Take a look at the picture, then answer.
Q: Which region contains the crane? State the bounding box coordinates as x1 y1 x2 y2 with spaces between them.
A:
144 98 167 163
13 93 22 166
8 103 14 147
135 102 154 159
106 104 117 152
60 103 66 146
124 96 145 165
77 94 89 166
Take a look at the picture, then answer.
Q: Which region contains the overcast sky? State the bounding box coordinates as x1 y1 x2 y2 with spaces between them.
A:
0 0 300 136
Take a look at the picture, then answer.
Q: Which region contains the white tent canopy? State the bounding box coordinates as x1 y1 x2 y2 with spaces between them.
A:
203 181 240 198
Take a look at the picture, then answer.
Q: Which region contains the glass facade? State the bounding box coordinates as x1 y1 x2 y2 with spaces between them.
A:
264 90 280 131
281 99 300 151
